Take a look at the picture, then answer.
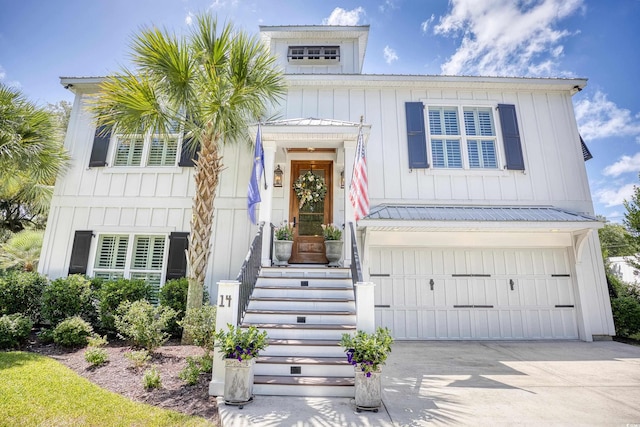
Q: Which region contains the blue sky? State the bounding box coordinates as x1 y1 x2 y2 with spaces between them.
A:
1 0 639 221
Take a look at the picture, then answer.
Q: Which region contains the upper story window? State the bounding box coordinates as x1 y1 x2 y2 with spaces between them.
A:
113 124 180 167
427 106 498 169
288 46 340 63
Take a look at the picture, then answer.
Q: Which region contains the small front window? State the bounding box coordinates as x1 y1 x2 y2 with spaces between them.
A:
112 128 180 168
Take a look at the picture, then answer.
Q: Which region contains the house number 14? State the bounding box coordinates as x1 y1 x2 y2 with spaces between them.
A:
219 295 232 307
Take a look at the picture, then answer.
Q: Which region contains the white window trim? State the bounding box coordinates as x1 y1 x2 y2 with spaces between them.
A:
424 103 502 170
88 232 169 289
110 130 182 168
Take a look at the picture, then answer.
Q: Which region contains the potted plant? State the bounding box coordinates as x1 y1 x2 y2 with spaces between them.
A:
340 327 393 412
273 222 294 266
322 224 343 267
215 324 269 407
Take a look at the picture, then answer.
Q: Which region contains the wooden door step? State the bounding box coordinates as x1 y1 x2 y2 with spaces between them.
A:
245 309 355 316
243 323 356 330
268 338 342 346
250 296 354 303
255 285 351 291
257 356 349 365
254 375 355 386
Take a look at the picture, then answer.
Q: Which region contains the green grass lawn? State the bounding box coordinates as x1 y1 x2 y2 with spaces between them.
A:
0 351 214 427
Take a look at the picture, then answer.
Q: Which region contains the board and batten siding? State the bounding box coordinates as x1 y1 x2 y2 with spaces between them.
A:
38 91 259 298
281 83 593 215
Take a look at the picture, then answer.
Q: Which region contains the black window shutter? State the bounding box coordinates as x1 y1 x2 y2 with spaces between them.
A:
405 102 429 169
178 134 199 167
89 126 111 167
68 230 93 275
166 232 189 280
498 104 525 171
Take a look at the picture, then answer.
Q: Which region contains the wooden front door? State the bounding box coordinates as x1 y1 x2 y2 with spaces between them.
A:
289 161 333 264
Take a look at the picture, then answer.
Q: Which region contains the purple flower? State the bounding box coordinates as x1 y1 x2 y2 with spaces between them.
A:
366 372 371 378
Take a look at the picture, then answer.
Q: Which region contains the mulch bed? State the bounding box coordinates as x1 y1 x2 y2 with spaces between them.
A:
25 334 220 426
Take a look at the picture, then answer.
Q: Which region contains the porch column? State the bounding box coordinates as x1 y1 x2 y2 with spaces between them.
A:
260 141 276 267
343 139 357 268
355 281 376 333
209 280 240 396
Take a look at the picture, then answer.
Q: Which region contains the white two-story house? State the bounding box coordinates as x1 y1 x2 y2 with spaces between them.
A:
39 25 614 343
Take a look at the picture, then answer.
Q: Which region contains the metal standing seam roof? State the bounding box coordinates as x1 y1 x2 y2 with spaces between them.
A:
363 205 598 222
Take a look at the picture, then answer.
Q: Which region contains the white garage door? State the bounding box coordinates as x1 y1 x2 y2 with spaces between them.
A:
371 248 579 340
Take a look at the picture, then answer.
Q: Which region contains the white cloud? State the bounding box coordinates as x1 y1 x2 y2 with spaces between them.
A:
433 0 583 76
596 182 637 207
0 65 5 80
574 90 640 142
379 0 397 13
383 46 398 64
323 7 365 25
421 15 435 33
185 12 194 26
603 153 640 177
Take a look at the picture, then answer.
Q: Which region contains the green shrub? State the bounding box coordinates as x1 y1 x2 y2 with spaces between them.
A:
97 278 151 334
159 278 209 337
84 347 109 367
0 314 33 349
159 278 188 336
42 275 94 326
611 295 640 337
142 366 162 390
114 300 176 352
37 328 54 344
0 271 47 322
124 349 151 369
53 316 93 348
87 335 108 348
178 357 201 386
180 305 216 355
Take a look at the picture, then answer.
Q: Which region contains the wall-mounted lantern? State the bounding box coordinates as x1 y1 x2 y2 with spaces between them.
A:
273 165 283 187
340 170 345 189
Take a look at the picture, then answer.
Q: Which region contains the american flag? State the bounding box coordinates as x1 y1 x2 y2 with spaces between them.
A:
349 127 369 221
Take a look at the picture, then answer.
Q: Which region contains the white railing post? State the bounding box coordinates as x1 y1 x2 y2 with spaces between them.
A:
209 280 241 396
355 281 376 333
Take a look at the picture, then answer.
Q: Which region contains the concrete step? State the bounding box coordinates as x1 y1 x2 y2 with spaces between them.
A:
243 323 355 340
254 356 353 377
253 375 355 397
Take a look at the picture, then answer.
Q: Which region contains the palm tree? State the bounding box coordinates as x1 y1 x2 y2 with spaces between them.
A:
0 229 44 272
0 84 70 232
90 15 285 318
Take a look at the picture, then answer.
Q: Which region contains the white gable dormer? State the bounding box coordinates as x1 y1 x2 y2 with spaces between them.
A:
259 25 369 74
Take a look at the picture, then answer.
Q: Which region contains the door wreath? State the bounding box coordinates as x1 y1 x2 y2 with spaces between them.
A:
294 171 327 208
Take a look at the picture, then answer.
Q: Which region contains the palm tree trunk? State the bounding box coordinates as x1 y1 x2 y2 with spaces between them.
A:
185 132 224 311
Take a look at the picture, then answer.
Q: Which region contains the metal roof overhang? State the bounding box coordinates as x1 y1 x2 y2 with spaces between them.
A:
253 118 371 149
357 205 602 233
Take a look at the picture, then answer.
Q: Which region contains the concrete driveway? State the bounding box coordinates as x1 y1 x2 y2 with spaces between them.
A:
218 341 640 426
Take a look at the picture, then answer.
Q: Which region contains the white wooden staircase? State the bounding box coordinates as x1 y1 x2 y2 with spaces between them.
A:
242 266 356 397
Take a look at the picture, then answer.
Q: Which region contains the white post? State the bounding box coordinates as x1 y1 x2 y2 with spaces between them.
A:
261 141 277 267
355 281 376 333
209 280 240 396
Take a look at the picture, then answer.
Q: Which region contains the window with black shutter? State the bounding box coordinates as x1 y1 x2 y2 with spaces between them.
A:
68 230 93 275
166 232 189 279
497 104 525 170
405 102 429 169
178 134 199 167
89 126 111 167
